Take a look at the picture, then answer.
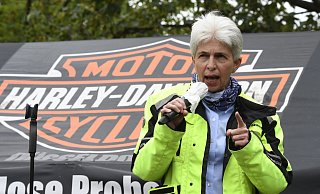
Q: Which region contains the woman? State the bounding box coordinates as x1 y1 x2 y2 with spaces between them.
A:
131 11 292 194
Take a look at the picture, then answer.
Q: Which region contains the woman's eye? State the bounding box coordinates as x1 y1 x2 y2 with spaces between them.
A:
216 54 226 59
198 54 207 58
216 54 228 62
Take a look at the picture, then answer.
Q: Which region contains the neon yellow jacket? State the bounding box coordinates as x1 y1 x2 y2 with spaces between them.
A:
131 83 292 194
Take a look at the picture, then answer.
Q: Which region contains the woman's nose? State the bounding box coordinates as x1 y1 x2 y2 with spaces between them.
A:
206 57 216 71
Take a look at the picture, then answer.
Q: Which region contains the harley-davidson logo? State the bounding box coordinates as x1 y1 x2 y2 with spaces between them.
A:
0 38 303 153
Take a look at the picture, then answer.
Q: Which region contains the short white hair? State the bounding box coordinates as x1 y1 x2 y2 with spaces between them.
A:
190 11 243 60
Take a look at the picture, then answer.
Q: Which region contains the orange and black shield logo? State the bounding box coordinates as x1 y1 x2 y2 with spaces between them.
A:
0 38 303 153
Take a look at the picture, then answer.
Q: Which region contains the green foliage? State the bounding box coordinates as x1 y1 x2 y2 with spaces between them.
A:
0 0 26 42
0 0 319 42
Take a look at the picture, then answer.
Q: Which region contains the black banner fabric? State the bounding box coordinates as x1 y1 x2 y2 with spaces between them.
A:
0 31 319 193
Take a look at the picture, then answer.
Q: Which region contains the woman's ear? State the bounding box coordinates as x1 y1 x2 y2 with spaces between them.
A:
233 58 242 73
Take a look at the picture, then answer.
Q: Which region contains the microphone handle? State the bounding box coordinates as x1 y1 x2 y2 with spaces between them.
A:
158 99 191 125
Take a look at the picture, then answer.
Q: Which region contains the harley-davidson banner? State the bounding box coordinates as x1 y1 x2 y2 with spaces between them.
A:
0 32 319 193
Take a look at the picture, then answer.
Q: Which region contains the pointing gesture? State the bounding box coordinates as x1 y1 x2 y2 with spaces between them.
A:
226 112 250 148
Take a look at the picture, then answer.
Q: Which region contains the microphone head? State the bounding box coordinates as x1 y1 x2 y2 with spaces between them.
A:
183 82 208 113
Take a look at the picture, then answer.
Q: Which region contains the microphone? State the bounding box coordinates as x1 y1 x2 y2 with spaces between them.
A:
158 82 208 125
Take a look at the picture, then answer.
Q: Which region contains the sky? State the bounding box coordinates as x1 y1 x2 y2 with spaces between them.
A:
284 1 309 21
227 0 312 22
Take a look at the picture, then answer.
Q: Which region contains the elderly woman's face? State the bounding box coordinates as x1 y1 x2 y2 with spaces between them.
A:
193 39 241 93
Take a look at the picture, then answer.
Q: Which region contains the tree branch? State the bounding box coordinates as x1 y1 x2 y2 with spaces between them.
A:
62 0 70 8
26 0 32 15
24 0 32 24
285 0 320 13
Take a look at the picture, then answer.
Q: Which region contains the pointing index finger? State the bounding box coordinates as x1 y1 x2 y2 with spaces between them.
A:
235 111 246 128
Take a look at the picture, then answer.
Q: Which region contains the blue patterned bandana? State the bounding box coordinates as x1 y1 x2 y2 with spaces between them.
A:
192 74 241 111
